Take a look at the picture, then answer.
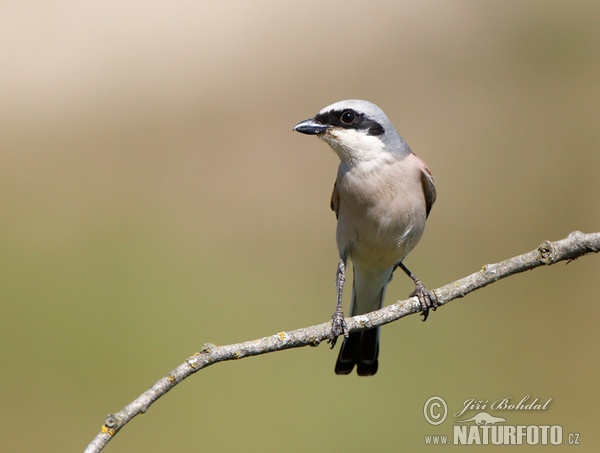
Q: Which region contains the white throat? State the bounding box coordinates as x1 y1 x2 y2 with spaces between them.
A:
322 129 390 168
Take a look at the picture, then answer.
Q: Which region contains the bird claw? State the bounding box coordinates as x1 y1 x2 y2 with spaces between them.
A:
327 308 348 348
412 282 438 321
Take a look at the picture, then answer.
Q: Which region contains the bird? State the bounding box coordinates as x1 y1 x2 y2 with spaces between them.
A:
293 99 437 376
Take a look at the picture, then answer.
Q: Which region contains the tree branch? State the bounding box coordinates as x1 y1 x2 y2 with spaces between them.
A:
84 231 599 453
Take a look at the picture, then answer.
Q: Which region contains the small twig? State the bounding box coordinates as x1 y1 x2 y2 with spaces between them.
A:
84 231 599 453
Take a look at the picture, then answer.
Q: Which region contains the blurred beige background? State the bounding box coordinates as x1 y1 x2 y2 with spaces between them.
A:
1 1 599 452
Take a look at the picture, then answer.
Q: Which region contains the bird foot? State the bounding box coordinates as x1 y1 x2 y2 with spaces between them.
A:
327 308 348 348
411 282 438 321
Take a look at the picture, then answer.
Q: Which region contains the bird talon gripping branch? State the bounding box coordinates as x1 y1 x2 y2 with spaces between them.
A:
328 308 348 348
415 284 438 322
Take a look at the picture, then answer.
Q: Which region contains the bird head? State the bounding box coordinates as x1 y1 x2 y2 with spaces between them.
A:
294 99 411 165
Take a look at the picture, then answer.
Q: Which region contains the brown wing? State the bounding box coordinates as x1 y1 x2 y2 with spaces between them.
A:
420 167 437 218
330 180 340 219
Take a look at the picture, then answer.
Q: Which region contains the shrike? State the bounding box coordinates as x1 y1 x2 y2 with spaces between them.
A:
294 100 437 376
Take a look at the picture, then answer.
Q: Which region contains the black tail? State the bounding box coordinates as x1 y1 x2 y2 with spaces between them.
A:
334 327 379 376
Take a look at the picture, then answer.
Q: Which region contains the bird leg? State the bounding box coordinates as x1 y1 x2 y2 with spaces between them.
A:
395 262 438 321
329 258 349 348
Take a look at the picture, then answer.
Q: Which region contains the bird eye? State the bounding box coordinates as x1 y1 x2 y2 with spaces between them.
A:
340 110 355 124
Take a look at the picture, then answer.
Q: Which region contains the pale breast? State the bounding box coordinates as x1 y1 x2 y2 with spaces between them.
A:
335 155 427 269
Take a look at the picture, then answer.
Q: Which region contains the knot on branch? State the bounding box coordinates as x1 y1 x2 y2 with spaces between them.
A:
538 241 556 264
102 414 122 435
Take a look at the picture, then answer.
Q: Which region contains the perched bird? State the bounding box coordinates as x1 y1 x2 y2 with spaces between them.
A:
294 100 437 376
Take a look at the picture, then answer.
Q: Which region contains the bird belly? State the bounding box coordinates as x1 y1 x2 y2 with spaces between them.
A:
336 201 425 270
334 158 428 269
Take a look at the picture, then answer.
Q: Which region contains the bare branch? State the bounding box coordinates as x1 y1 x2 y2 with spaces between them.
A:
84 231 599 453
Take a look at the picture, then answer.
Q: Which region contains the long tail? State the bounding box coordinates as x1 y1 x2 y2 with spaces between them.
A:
334 267 393 376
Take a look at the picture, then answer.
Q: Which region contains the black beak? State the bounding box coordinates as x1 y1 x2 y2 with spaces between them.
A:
293 118 329 135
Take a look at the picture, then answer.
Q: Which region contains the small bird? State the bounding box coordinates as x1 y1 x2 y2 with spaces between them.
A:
294 100 437 376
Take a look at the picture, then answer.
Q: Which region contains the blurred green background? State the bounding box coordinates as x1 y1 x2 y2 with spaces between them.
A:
1 1 599 452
